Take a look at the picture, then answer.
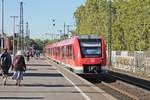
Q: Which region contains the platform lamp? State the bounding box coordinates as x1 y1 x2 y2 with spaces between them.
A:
107 0 112 67
10 16 18 57
1 0 4 53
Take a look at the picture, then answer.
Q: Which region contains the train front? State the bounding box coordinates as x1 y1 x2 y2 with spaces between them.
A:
73 35 107 74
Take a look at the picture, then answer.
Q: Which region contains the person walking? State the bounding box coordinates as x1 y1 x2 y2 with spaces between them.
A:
26 51 30 62
0 48 12 85
12 50 26 86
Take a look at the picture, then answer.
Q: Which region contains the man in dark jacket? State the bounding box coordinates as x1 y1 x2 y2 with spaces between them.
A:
0 48 12 85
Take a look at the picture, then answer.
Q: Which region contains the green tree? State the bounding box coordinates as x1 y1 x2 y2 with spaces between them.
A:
74 0 150 51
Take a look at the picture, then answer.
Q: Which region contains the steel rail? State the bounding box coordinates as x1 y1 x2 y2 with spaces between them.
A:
108 71 150 91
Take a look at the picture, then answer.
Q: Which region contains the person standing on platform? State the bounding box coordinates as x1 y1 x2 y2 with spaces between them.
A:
26 51 30 62
12 50 26 86
0 48 12 85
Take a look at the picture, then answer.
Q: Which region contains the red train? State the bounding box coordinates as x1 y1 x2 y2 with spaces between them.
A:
45 35 107 74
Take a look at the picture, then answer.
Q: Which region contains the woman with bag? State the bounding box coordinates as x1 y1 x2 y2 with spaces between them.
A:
12 50 26 86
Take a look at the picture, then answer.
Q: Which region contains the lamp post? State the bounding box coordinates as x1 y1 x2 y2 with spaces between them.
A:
10 16 18 56
57 30 62 39
108 0 112 66
64 22 66 35
66 25 73 38
16 25 20 51
51 19 56 40
25 22 30 52
67 25 73 34
1 0 4 52
20 1 24 52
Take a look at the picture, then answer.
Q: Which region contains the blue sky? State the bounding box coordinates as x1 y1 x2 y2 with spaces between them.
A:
0 0 85 39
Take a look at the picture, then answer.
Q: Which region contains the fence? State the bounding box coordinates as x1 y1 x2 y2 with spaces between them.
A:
111 51 150 76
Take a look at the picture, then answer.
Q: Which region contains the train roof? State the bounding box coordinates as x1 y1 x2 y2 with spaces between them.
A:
56 38 74 46
45 35 102 48
46 37 74 48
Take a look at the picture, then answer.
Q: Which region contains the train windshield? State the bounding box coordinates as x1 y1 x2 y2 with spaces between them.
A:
79 39 101 58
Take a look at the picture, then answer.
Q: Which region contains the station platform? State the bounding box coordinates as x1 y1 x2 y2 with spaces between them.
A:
0 57 117 100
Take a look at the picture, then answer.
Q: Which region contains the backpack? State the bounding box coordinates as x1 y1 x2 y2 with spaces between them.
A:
0 53 12 66
0 54 7 65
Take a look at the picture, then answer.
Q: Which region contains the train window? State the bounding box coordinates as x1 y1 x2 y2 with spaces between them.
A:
60 46 65 58
79 39 101 58
68 45 72 59
65 46 69 58
48 49 50 54
57 47 60 56
49 49 51 55
53 48 55 56
58 47 60 57
65 45 72 59
51 48 53 56
79 39 101 47
55 47 58 56
81 47 101 57
53 48 56 56
51 48 53 55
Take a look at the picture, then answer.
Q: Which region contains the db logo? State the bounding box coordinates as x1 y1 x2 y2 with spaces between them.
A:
91 59 95 63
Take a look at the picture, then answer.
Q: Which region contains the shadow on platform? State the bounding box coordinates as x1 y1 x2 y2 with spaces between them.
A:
4 83 96 89
22 84 65 87
24 72 63 77
0 97 43 99
0 73 63 77
26 68 56 71
21 83 95 88
26 64 52 66
26 68 38 71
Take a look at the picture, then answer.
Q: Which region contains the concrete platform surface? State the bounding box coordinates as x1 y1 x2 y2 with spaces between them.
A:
0 57 117 100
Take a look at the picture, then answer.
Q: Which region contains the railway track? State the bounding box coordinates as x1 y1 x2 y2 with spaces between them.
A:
81 71 150 100
108 71 150 90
